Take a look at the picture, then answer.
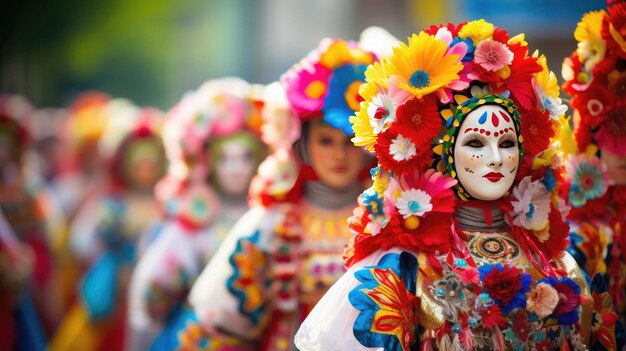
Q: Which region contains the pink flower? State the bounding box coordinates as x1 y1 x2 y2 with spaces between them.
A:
280 62 331 118
474 40 513 72
526 282 559 318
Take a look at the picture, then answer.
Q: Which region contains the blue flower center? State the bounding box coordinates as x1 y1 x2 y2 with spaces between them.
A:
526 203 535 218
407 200 420 212
409 70 430 88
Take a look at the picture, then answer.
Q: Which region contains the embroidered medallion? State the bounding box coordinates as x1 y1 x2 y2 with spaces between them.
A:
468 233 521 264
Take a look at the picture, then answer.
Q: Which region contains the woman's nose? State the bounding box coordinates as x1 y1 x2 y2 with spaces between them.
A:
486 143 503 168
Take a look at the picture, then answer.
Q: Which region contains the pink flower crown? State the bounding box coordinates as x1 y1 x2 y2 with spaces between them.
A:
280 38 378 136
562 0 626 156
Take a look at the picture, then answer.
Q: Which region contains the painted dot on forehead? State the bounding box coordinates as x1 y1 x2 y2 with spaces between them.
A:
491 111 500 127
498 110 511 123
478 111 488 125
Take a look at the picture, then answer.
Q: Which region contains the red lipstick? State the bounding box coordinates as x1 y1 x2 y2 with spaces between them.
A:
483 172 504 182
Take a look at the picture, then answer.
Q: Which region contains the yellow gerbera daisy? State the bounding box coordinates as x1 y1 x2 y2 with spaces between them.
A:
385 32 463 99
359 60 390 104
574 10 607 71
319 39 376 69
533 52 560 98
351 105 377 152
458 19 494 43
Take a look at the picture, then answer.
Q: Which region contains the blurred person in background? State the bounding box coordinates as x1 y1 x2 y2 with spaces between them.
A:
0 94 53 350
127 77 266 351
563 0 626 331
174 36 379 351
50 101 166 351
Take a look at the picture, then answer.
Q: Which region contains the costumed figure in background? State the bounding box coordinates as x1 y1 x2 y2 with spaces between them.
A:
176 37 378 351
50 100 166 351
127 77 265 351
295 20 622 350
562 0 626 330
0 94 51 350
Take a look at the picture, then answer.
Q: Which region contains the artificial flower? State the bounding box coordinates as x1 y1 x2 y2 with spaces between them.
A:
385 169 457 214
351 105 378 152
481 304 507 329
533 54 568 120
595 106 626 155
323 64 368 135
281 63 331 118
510 176 551 231
526 282 559 318
482 44 542 111
423 22 466 37
565 153 612 207
260 82 301 149
375 129 429 175
511 310 531 342
458 19 495 44
474 40 513 72
549 277 582 325
318 39 376 69
575 10 608 72
520 108 554 157
478 264 531 314
393 95 441 148
395 189 432 218
367 93 397 134
456 267 480 285
602 1 626 59
385 31 464 99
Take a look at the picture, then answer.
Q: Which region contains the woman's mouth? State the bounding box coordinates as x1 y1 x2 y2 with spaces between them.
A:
483 172 504 182
332 166 348 173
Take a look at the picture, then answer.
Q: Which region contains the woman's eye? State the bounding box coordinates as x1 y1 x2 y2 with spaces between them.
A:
319 137 333 145
500 140 515 148
465 139 484 148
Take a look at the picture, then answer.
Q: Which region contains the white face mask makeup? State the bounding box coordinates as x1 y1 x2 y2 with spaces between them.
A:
214 138 256 197
454 104 520 201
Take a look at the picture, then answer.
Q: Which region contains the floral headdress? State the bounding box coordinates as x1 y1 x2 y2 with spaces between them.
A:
248 38 378 207
561 1 626 213
157 78 264 228
562 0 626 157
346 20 571 275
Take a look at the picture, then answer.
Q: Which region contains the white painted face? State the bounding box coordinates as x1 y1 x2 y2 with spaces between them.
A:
214 138 256 197
454 104 520 200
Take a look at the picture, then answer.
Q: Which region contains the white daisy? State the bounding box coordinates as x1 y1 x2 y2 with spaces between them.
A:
396 189 433 218
510 176 551 231
389 134 417 162
367 93 397 134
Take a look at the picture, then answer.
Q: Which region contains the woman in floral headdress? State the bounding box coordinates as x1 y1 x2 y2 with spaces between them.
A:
172 38 378 351
562 0 626 330
126 78 266 351
50 102 166 351
295 20 621 351
0 95 51 350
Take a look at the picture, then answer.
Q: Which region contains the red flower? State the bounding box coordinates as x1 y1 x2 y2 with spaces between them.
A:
602 2 626 59
395 96 442 148
489 45 542 112
481 265 523 305
530 204 570 260
562 52 584 96
481 304 507 329
520 108 554 157
511 310 531 341
423 22 467 36
375 129 431 175
492 27 510 44
456 267 480 285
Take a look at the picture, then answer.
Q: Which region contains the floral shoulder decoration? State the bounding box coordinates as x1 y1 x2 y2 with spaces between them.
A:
346 20 571 271
226 230 270 325
349 251 420 351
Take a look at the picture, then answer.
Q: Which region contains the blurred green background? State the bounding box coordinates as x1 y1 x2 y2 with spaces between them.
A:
0 0 605 110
